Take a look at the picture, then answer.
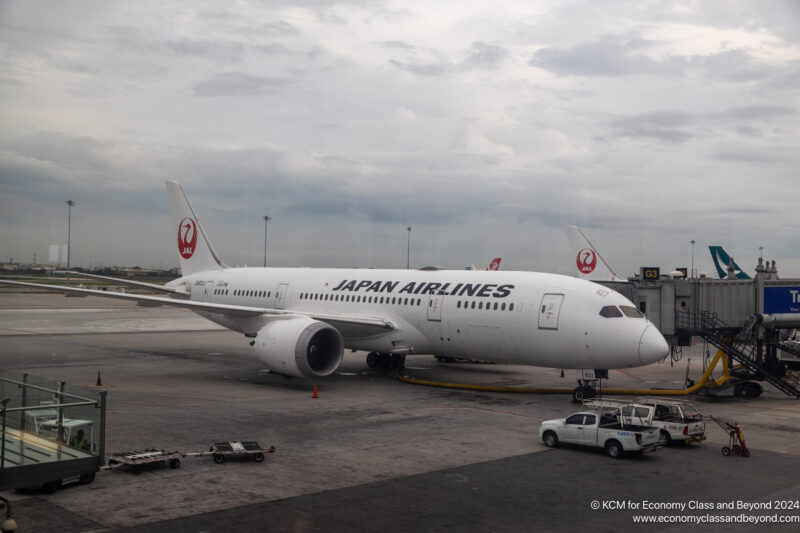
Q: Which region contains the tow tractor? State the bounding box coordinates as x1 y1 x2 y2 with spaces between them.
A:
206 441 275 463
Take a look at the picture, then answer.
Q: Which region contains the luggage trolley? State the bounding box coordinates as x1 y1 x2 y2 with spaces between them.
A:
710 417 750 457
106 448 183 474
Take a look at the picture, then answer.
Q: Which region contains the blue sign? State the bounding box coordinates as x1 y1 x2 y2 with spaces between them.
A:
763 287 800 314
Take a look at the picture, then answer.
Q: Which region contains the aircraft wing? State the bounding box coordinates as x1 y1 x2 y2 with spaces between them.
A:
53 271 186 295
0 280 395 331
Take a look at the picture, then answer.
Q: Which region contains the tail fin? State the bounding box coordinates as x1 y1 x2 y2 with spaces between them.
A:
564 225 617 281
708 246 751 279
488 257 501 271
166 181 226 275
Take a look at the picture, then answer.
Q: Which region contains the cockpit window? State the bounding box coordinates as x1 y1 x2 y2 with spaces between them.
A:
620 305 643 318
599 305 623 318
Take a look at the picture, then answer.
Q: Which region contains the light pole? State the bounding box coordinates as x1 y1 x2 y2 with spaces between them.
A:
690 239 695 279
263 215 272 267
759 246 764 261
406 227 411 269
66 200 75 283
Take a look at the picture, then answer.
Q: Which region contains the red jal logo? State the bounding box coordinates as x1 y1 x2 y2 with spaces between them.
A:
178 217 198 259
577 249 596 274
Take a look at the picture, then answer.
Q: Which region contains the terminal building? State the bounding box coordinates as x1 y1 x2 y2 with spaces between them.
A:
605 256 800 399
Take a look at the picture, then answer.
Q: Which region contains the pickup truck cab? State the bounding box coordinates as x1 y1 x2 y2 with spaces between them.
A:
626 398 706 446
539 408 660 458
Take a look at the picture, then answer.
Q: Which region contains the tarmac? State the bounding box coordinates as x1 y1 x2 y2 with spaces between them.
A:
1 292 800 532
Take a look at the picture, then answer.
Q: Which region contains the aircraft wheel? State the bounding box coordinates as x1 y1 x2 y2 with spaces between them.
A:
366 352 378 368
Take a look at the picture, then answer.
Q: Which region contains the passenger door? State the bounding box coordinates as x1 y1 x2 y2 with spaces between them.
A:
427 292 444 322
274 283 289 309
538 293 564 330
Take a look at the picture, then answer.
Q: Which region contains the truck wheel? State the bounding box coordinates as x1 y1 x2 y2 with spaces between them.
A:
254 452 264 462
214 454 224 464
658 431 671 447
542 431 559 448
605 440 623 458
169 458 181 469
43 480 61 494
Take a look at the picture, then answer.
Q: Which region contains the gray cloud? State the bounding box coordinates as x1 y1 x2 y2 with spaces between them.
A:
462 41 509 69
165 39 246 63
531 36 665 77
192 71 294 97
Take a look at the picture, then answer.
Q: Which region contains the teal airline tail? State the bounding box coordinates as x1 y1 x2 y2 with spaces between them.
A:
708 246 751 279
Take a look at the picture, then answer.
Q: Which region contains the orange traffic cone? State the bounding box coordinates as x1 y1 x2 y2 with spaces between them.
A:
312 383 319 398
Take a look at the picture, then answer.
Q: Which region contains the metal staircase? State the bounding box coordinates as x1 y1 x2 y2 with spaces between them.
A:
677 311 800 399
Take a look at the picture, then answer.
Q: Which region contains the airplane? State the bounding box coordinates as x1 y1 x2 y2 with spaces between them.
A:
466 257 502 271
0 182 669 400
564 225 618 281
708 246 751 279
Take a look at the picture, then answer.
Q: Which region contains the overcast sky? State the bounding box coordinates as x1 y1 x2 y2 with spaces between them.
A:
1 1 798 278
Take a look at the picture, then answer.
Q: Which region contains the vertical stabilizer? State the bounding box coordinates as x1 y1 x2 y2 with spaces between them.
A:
708 246 751 279
166 181 225 275
564 226 618 281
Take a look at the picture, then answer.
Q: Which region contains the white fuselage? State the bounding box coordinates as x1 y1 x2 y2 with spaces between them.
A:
171 267 667 369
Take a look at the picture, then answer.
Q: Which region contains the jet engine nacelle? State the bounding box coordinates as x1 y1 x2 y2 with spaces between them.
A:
253 316 344 378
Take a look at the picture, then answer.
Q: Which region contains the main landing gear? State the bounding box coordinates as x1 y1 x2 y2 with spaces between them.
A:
366 352 406 370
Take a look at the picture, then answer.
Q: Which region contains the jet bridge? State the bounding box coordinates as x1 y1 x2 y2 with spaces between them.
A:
624 258 800 398
0 373 106 492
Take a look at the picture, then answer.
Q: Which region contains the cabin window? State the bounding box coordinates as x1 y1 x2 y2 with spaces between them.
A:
457 301 461 309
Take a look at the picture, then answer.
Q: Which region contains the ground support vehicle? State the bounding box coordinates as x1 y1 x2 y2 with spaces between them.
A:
106 448 182 474
204 441 275 464
710 417 750 457
539 404 659 458
631 398 705 446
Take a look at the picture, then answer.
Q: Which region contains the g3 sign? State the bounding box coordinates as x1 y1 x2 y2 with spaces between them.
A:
642 267 660 280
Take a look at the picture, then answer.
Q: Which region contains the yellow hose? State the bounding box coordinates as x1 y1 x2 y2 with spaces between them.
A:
397 349 731 396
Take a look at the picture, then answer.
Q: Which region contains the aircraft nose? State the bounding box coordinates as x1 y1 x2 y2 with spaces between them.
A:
638 325 669 364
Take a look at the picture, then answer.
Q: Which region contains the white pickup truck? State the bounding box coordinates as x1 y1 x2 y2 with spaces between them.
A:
623 398 706 446
539 406 660 458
